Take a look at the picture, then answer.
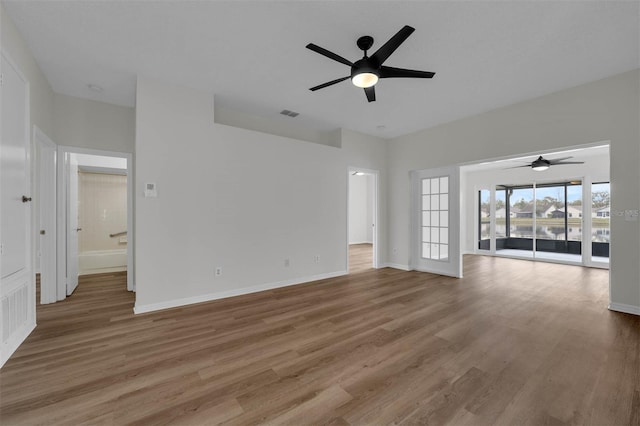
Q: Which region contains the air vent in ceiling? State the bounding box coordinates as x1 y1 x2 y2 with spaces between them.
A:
280 109 299 117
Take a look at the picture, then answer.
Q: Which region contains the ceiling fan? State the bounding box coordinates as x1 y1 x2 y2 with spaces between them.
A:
509 156 584 171
306 25 435 102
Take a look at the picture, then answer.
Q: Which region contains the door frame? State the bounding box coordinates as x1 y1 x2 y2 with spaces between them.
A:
410 165 463 278
34 126 57 304
346 167 380 272
56 146 134 299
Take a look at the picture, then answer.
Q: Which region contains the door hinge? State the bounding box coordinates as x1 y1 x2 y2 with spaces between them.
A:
0 73 3 87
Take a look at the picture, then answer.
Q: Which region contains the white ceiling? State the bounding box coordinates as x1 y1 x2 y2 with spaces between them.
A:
3 1 639 138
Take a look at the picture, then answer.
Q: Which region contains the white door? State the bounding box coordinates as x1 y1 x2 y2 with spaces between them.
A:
1 53 35 367
66 154 79 295
411 166 462 278
36 129 57 304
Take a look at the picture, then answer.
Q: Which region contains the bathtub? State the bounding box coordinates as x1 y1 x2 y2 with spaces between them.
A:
79 249 127 275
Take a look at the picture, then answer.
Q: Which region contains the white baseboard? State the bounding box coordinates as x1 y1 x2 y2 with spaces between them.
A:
349 241 373 245
608 302 640 316
79 266 127 276
382 263 410 271
133 270 348 314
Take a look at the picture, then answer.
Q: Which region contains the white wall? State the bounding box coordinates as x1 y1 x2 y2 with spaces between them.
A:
134 77 387 312
1 5 54 138
388 70 640 313
349 174 373 244
53 93 135 153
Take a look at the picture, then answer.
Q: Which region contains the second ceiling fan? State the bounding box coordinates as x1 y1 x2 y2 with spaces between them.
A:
306 25 435 102
509 156 585 171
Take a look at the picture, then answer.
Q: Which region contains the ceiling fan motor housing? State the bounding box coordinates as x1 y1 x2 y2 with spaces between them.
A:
532 156 551 168
351 59 380 79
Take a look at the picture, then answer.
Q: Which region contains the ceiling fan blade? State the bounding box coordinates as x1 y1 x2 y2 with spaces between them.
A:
547 156 572 163
370 25 415 65
364 86 376 102
552 161 585 165
379 66 435 79
309 76 350 91
306 43 353 66
505 165 533 169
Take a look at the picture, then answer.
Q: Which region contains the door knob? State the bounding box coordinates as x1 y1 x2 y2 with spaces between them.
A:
40 230 46 235
22 195 32 203
76 228 82 232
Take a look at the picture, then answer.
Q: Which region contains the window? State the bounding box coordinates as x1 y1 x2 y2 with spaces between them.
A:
421 176 449 260
478 190 490 250
495 187 507 238
592 182 610 260
535 184 565 241
508 187 534 239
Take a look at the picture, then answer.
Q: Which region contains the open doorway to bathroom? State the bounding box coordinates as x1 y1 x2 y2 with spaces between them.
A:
76 155 128 277
46 147 134 305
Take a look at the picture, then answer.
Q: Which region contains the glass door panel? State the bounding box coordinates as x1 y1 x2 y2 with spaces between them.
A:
412 166 461 278
507 187 534 254
478 189 490 250
591 182 610 263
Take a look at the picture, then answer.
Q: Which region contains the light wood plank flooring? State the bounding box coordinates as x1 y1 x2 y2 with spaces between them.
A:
349 243 373 273
1 256 638 425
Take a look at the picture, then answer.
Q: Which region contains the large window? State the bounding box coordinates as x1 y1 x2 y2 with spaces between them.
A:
478 180 610 261
535 184 566 241
509 186 534 240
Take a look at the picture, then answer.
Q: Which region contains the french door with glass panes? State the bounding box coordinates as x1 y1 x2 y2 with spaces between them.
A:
411 166 462 278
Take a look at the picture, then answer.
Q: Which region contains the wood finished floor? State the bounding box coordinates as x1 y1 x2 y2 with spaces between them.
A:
1 256 639 425
349 243 373 274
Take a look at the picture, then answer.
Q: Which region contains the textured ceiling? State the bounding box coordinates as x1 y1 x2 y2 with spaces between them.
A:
3 1 639 138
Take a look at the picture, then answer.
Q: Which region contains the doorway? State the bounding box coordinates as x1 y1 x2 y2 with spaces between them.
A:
464 144 610 269
34 127 57 305
347 168 378 273
411 165 462 278
53 147 134 303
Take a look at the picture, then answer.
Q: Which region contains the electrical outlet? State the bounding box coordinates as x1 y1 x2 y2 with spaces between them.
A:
284 258 290 267
393 248 398 254
215 267 222 276
314 255 320 263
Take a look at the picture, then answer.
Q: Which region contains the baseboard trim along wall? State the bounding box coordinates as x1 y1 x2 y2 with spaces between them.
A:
133 270 348 314
382 263 411 271
608 302 640 316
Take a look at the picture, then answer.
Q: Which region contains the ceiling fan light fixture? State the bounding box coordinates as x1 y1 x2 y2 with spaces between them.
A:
531 156 551 171
532 164 549 171
352 72 378 88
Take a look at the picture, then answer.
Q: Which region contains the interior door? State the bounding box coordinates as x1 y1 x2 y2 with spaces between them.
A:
411 166 462 278
1 53 35 367
66 154 79 295
37 131 57 304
